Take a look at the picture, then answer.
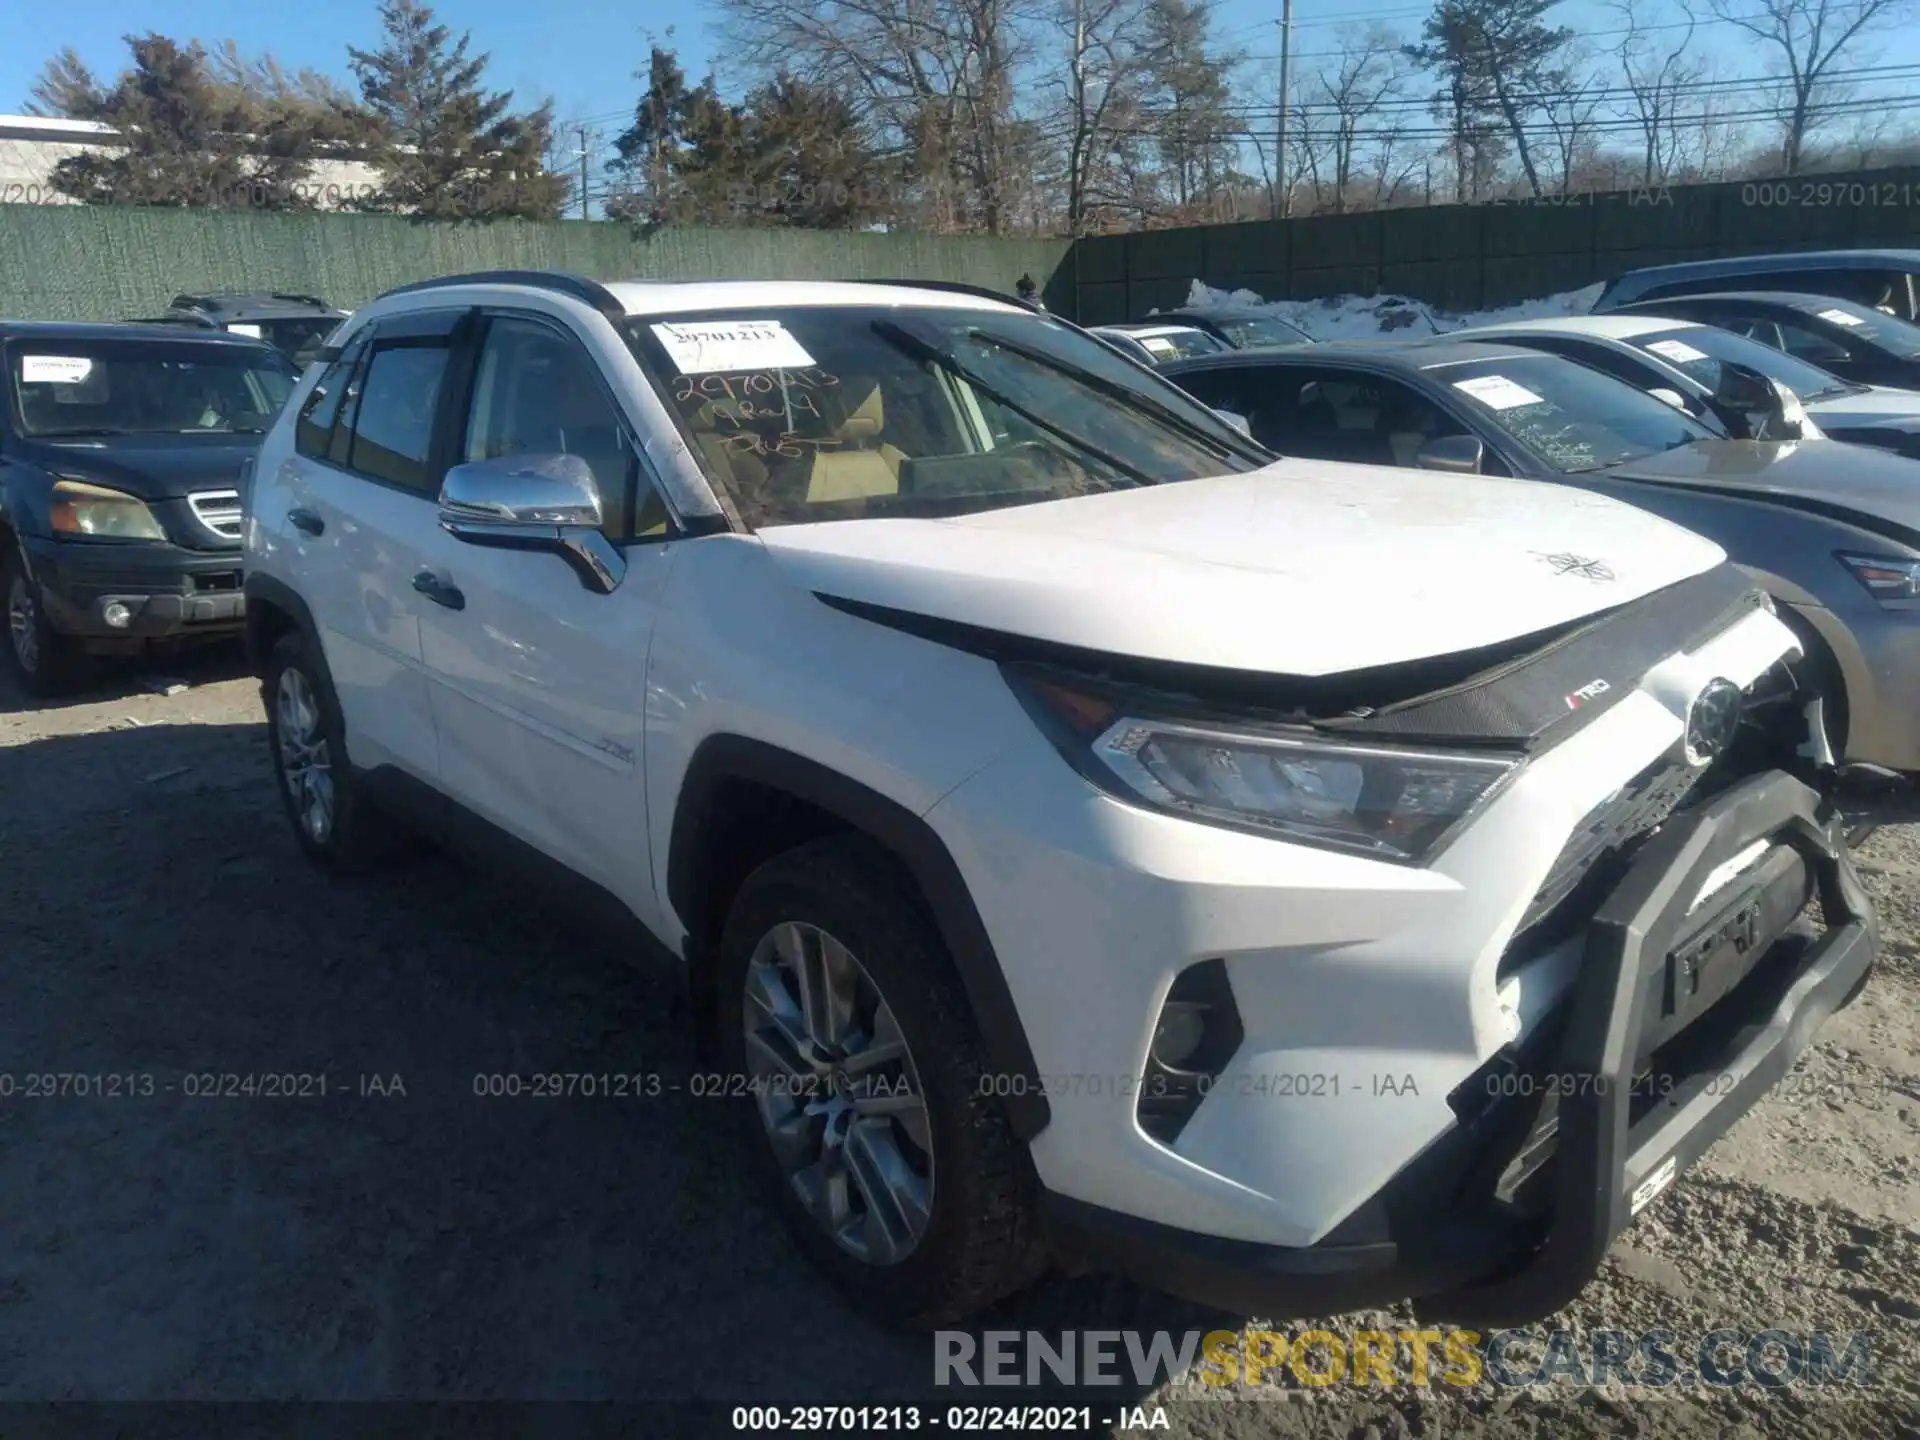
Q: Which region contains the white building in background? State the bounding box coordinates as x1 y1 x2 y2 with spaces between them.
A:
0 113 383 208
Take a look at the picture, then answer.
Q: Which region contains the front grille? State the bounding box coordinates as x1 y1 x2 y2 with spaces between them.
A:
188 489 243 539
1507 752 1702 960
192 571 241 592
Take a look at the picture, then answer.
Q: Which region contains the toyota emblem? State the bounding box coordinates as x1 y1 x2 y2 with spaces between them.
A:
1684 677 1744 766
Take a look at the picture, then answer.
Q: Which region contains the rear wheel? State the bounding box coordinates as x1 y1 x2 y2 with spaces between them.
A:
717 835 1044 1326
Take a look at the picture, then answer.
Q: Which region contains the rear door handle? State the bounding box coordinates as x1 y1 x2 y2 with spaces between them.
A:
413 570 465 611
287 507 324 537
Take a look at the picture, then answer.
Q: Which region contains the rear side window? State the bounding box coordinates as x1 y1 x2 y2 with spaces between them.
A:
294 339 365 459
347 346 450 493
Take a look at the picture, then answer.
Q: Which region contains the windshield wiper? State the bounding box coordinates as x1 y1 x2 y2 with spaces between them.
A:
26 426 133 438
977 328 1264 463
869 319 1159 487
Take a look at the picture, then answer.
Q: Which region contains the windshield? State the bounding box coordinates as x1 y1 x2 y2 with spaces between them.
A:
7 340 298 438
1782 297 1920 358
1629 326 1853 401
235 317 341 367
1120 327 1229 361
1216 315 1313 349
1434 354 1714 473
624 305 1265 529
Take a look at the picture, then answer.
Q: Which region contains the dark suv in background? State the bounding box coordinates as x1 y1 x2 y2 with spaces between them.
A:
136 292 347 367
1 323 298 695
1594 249 1920 320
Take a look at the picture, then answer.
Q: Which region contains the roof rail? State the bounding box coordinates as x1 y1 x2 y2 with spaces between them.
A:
375 270 626 319
840 278 1038 310
269 292 333 309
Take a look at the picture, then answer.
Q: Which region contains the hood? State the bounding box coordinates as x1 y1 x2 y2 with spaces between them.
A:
1606 438 1920 537
757 460 1726 676
11 433 260 499
1804 384 1920 428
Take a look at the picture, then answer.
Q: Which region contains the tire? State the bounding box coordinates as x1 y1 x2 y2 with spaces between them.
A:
716 834 1044 1327
3 546 83 698
263 629 401 873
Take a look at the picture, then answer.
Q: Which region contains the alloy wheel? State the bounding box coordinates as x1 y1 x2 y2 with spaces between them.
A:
275 665 335 844
7 574 40 674
741 920 934 1265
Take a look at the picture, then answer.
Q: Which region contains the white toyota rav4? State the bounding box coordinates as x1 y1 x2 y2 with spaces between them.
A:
243 271 1876 1328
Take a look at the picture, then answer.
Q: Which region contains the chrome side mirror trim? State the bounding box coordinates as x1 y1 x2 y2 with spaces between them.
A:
437 453 626 595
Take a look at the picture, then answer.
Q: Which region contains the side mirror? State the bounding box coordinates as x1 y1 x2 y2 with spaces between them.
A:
1413 434 1485 474
1711 362 1795 440
1648 387 1689 411
1212 408 1253 437
438 452 626 594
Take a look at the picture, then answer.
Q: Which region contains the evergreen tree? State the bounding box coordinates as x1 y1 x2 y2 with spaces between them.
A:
348 0 567 219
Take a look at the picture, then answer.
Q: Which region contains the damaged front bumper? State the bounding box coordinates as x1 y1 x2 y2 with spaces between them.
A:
1046 768 1876 1323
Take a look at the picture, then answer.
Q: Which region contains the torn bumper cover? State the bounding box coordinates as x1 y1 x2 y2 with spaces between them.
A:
1046 769 1876 1323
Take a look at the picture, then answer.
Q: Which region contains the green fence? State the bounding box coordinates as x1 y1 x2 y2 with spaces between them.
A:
0 204 1073 320
8 168 1920 329
1069 164 1920 323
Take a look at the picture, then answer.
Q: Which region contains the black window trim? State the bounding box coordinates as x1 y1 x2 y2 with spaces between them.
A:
294 309 472 503
456 305 688 547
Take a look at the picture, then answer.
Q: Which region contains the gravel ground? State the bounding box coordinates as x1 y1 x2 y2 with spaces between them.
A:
1 647 1917 1439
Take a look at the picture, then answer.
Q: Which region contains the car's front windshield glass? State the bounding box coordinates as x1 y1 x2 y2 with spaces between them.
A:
1630 325 1853 401
1784 297 1920 358
1220 316 1311 349
1434 354 1713 473
623 305 1265 529
1122 327 1229 361
7 340 299 438
246 317 341 368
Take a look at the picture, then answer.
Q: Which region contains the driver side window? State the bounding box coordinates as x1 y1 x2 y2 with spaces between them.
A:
463 315 667 540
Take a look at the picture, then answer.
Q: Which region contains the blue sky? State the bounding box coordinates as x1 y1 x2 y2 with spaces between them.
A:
4 0 1918 156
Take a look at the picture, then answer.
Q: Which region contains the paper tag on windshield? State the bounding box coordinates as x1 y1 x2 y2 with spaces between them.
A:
1818 308 1864 327
1453 374 1544 410
650 319 816 373
20 355 93 384
1140 336 1177 357
1646 338 1707 363
226 322 264 338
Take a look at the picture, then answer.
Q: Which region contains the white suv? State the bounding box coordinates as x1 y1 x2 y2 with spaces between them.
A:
243 271 1877 1327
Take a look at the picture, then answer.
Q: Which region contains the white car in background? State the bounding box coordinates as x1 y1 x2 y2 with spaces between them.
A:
1449 313 1920 457
240 271 1874 1328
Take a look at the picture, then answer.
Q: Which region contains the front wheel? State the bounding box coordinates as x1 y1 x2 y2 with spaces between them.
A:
717 835 1044 1327
3 548 82 697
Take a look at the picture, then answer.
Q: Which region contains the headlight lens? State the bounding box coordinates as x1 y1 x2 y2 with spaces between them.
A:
1837 551 1920 603
49 480 166 540
1011 670 1522 864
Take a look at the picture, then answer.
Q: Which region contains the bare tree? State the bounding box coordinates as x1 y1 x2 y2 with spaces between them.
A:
712 0 1031 232
1048 0 1152 232
1295 26 1413 212
1706 0 1910 174
1537 53 1603 192
1611 1 1704 183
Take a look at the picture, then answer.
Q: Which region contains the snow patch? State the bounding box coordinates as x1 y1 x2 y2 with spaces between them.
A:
1170 278 1607 341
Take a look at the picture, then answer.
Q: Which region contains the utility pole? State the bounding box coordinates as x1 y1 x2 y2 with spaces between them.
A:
1273 0 1293 220
578 125 591 220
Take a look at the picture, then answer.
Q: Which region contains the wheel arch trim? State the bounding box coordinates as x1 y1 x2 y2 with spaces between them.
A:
667 733 1050 1141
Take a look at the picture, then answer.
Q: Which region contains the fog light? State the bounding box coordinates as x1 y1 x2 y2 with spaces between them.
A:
1137 959 1244 1146
1151 1004 1206 1068
102 601 133 629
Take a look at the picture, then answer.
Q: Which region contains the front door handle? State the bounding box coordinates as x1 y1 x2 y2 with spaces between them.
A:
413 570 465 611
287 507 325 537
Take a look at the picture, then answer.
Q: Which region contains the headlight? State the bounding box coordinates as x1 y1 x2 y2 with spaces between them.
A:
49 480 166 540
1837 551 1920 603
1008 668 1523 864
